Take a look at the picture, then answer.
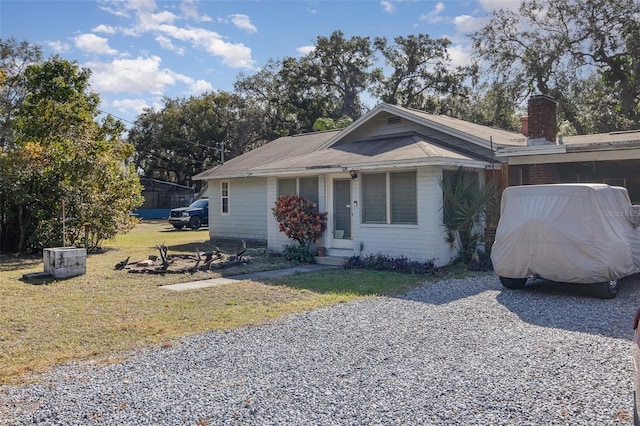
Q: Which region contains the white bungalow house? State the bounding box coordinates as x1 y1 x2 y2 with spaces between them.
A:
193 102 528 266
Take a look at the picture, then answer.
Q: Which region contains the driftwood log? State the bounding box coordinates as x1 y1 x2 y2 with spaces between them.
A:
117 240 248 274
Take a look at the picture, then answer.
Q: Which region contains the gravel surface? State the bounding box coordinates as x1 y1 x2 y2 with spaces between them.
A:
1 273 639 425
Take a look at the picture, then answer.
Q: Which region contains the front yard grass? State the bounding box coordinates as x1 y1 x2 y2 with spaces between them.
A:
0 220 432 385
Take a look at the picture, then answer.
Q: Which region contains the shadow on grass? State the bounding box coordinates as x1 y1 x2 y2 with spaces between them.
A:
167 240 224 253
0 255 42 272
158 226 209 233
168 239 266 255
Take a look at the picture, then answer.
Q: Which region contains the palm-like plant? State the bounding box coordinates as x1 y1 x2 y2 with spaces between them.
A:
439 168 496 263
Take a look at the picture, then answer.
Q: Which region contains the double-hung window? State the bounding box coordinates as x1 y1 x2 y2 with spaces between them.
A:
278 177 319 206
362 171 417 224
220 181 229 214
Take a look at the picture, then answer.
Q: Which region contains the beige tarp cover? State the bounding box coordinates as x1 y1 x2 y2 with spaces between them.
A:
491 184 640 283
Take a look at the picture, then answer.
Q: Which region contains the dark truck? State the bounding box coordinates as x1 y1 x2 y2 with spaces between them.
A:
168 198 209 230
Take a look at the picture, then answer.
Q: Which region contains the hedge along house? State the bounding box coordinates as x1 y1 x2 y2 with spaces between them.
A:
193 102 526 266
497 95 640 203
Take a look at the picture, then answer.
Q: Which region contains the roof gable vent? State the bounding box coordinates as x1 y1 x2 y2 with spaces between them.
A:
387 116 401 125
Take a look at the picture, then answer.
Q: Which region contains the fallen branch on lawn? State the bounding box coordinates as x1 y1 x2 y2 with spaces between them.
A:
117 241 249 274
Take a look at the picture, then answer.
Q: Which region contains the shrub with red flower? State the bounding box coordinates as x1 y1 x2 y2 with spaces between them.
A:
272 195 328 249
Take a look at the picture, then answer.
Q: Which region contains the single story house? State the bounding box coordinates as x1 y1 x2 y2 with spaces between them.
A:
194 98 640 265
194 102 527 265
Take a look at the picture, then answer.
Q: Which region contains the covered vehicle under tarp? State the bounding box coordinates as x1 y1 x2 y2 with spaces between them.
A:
491 184 640 284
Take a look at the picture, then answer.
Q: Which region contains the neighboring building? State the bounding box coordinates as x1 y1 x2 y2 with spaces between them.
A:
136 179 195 219
194 103 525 265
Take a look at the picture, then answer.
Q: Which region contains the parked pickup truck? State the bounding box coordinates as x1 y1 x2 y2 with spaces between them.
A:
168 198 209 230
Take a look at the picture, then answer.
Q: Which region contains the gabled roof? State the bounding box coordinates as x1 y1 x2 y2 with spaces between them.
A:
193 102 526 180
250 133 490 175
319 103 527 150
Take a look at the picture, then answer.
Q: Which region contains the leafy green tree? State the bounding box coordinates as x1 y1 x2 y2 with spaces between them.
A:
301 30 380 120
0 56 142 252
372 34 476 112
452 82 521 132
235 58 339 136
472 0 640 132
312 116 353 132
0 38 42 149
129 91 261 188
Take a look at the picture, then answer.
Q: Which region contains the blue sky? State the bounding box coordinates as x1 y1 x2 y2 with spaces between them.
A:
1 0 518 127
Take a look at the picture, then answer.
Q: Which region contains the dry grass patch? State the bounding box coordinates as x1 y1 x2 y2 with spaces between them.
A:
0 220 425 385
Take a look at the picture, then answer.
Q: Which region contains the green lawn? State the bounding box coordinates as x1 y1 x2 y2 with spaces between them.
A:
0 220 431 385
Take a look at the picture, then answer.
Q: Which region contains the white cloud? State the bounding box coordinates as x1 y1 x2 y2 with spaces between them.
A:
189 79 214 94
97 0 256 69
110 97 156 115
46 40 70 53
297 45 315 56
229 14 257 33
453 14 489 35
180 0 211 22
155 35 185 55
155 25 255 68
86 55 177 94
135 10 178 32
74 33 118 55
127 0 157 13
448 44 474 68
380 0 395 13
478 0 521 12
419 2 445 23
92 24 117 34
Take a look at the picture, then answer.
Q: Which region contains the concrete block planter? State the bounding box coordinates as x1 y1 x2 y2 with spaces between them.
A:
43 247 87 279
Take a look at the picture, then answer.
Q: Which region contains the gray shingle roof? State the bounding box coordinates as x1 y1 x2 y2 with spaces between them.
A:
193 102 640 181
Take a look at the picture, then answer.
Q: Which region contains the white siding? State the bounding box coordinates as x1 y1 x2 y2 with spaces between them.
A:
208 177 268 241
209 168 477 266
349 166 455 266
267 176 289 250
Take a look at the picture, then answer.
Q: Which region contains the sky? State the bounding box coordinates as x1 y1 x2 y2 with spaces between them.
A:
0 0 519 128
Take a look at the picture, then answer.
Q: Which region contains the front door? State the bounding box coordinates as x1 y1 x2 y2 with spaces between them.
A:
331 178 352 249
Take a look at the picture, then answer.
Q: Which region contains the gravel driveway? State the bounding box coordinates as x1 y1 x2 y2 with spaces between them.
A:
1 273 638 425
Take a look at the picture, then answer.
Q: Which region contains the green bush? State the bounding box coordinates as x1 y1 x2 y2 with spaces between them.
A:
344 254 437 274
282 243 315 264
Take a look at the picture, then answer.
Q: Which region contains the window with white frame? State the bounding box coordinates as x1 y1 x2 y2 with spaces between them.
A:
220 180 229 214
278 177 319 206
362 171 417 224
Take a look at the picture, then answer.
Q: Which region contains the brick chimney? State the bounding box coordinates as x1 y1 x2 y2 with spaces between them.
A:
520 116 529 137
527 94 557 145
523 95 560 184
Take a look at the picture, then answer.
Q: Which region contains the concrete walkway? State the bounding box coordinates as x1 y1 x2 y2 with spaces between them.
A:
160 264 338 291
